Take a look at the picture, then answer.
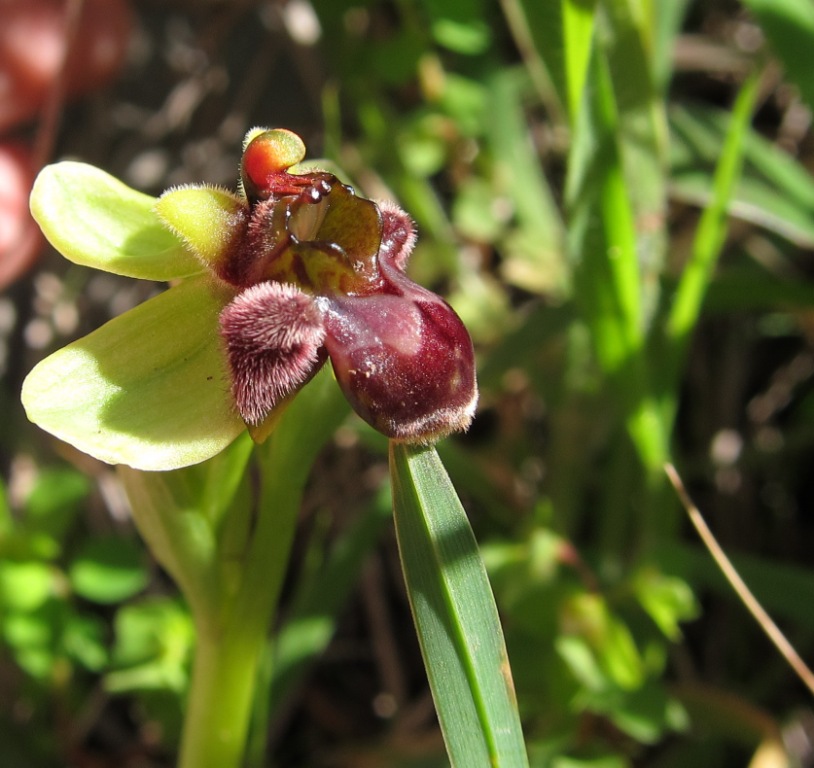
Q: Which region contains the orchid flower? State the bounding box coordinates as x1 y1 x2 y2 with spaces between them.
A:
22 129 477 470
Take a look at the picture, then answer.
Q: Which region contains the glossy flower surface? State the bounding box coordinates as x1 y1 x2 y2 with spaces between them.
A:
22 129 477 470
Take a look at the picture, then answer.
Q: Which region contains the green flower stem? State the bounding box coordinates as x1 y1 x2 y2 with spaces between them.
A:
179 621 269 768
177 448 315 768
120 368 348 768
177 368 349 768
178 474 303 767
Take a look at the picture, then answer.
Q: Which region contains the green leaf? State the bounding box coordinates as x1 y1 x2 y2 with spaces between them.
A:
117 464 221 623
670 103 814 248
653 1 692 90
196 433 254 532
63 613 108 671
666 74 760 370
565 53 641 373
486 69 566 296
30 162 204 281
24 468 90 545
563 0 598 125
742 0 814 111
501 0 597 126
22 275 244 471
551 756 628 768
3 609 57 679
432 16 491 55
556 634 608 692
603 0 670 313
565 51 667 473
560 592 644 691
69 536 149 604
107 597 194 693
423 0 491 55
604 682 688 743
633 568 698 640
390 443 528 768
0 561 54 611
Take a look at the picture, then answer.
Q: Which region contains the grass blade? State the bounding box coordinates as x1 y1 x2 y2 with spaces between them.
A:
742 0 814 111
666 71 761 364
670 103 814 248
390 442 528 768
566 52 668 473
566 52 643 372
563 0 598 126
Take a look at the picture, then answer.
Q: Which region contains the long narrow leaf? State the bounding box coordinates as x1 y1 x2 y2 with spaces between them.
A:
666 72 761 360
670 103 814 248
390 443 528 768
604 0 670 310
742 0 814 111
498 0 567 121
566 53 642 370
563 0 598 126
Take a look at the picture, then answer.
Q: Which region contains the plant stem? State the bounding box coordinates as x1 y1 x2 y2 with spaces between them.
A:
176 460 303 768
178 624 265 768
176 369 348 768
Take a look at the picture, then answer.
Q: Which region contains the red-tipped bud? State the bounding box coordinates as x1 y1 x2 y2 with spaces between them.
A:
241 128 307 202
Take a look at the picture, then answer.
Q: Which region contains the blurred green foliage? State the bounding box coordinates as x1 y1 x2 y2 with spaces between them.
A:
0 470 190 761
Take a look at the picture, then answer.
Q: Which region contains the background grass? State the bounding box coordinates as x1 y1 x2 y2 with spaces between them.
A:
2 0 814 765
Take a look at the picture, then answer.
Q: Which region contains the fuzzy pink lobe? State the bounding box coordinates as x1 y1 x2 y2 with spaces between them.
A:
219 282 325 425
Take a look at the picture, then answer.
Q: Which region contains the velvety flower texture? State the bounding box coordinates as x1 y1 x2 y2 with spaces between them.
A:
22 128 477 469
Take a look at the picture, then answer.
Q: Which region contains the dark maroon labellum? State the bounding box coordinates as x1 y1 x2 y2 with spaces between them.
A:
323 292 476 442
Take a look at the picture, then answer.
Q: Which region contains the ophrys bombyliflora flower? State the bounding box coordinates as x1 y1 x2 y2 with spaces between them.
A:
22 128 477 470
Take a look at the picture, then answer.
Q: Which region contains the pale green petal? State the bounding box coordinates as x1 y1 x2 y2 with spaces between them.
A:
22 276 244 470
30 162 204 280
155 186 246 269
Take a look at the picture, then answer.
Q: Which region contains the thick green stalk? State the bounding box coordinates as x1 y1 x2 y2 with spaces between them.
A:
178 624 267 768
126 368 348 768
177 369 349 768
176 474 303 768
176 446 330 765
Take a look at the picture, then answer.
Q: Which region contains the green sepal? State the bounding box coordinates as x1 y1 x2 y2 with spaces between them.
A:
22 275 244 471
155 186 247 271
30 162 204 281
